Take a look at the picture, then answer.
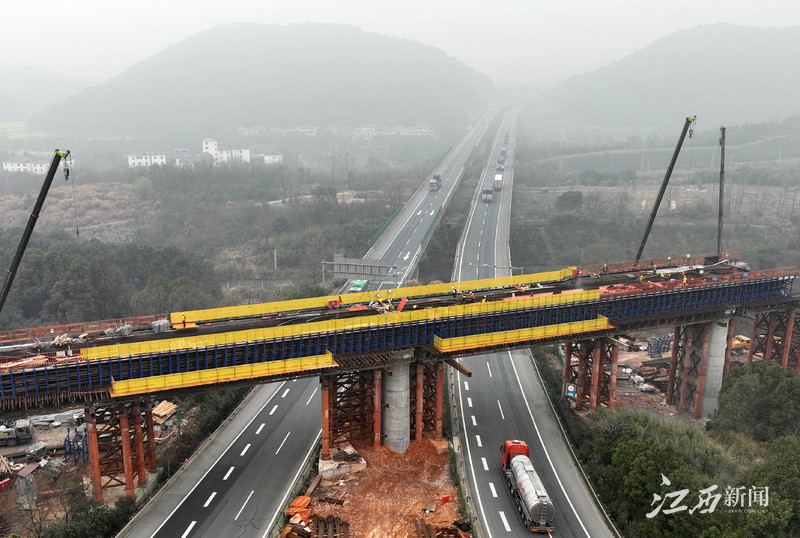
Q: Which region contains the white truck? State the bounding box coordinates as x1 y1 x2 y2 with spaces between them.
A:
0 419 35 447
500 439 556 533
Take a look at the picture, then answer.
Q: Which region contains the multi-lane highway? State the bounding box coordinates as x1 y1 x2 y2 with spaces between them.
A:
122 380 321 538
452 110 615 537
122 110 614 537
367 119 489 289
122 118 493 538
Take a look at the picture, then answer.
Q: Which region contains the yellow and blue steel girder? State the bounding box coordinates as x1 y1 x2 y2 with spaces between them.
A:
109 351 336 397
169 267 577 326
433 316 611 352
89 289 599 360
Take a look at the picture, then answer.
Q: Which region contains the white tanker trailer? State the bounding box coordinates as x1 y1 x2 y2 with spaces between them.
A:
500 439 556 533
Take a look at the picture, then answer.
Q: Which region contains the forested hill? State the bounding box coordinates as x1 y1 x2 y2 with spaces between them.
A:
29 23 496 140
536 24 800 133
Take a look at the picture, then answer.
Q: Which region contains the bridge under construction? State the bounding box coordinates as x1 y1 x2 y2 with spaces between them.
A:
1 253 799 500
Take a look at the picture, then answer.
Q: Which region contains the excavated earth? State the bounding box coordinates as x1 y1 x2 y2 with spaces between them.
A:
309 438 469 537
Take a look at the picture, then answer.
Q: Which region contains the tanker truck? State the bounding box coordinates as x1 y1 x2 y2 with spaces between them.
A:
500 439 556 533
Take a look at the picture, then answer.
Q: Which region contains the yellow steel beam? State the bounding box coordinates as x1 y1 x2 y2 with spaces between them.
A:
170 267 577 325
86 289 600 360
108 352 337 398
432 316 611 353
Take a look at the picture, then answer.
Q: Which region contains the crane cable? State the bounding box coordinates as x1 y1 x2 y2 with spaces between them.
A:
64 154 80 240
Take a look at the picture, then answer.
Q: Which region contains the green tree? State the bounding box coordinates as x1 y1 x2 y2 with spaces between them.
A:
708 361 800 441
554 190 583 211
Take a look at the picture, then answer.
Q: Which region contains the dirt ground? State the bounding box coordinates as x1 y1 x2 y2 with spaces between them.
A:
309 437 468 537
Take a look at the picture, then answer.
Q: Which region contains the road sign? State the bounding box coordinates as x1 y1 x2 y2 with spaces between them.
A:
565 383 577 397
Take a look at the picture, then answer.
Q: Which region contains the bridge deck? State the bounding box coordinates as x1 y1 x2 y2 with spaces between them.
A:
0 264 795 409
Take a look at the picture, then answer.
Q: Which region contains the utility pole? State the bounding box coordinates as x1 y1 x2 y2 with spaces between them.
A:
717 126 726 255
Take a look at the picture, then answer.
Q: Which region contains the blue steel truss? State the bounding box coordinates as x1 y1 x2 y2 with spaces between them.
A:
0 274 794 403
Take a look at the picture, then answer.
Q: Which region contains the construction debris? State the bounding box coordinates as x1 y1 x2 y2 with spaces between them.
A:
151 401 177 424
282 514 350 538
0 454 23 475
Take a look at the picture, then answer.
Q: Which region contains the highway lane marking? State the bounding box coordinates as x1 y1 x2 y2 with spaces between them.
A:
151 382 287 537
487 363 493 378
262 430 322 537
269 405 278 415
498 511 511 532
478 240 481 248
181 521 196 538
235 490 254 521
510 351 591 537
281 388 290 398
476 435 482 447
497 400 505 420
471 415 477 426
223 466 235 480
203 492 217 508
467 397 473 407
481 457 488 471
240 444 251 456
276 431 291 454
489 482 498 498
256 423 265 435
464 381 469 390
306 387 318 405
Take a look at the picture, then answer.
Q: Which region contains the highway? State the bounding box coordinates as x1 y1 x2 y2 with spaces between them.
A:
122 379 321 538
122 117 494 538
367 118 489 289
452 110 615 537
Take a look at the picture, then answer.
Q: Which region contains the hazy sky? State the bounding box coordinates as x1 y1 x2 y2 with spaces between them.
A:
4 0 799 89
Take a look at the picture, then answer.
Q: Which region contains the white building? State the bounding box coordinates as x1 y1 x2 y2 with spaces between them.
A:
2 161 48 174
127 154 167 168
202 138 250 164
263 153 284 164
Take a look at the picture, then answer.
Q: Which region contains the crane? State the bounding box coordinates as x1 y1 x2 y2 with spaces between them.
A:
634 116 695 265
0 149 71 319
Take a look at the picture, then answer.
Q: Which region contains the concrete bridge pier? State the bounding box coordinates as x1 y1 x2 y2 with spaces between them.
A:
667 319 732 419
319 357 446 459
383 363 411 454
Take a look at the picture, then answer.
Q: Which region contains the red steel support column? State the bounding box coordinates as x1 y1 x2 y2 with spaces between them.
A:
133 402 147 486
415 364 424 441
562 341 573 395
679 327 694 413
666 326 680 405
781 310 795 369
724 321 736 379
119 404 135 498
373 371 382 448
589 342 603 412
144 399 157 473
85 407 103 503
576 343 588 410
435 362 444 438
765 313 777 361
693 327 712 419
321 377 331 459
608 343 619 410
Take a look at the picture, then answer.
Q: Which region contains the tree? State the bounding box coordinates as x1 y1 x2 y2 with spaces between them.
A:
708 361 800 442
554 190 583 211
